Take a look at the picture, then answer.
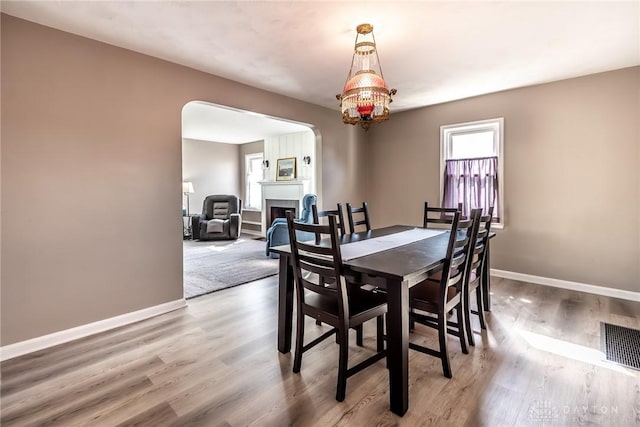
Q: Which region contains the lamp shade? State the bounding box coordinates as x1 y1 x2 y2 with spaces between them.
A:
182 182 194 193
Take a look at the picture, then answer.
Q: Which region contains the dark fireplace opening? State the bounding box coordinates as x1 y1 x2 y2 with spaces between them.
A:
265 198 299 228
270 206 296 224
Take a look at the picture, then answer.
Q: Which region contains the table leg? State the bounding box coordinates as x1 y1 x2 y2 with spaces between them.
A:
386 279 409 416
482 242 491 312
277 254 294 353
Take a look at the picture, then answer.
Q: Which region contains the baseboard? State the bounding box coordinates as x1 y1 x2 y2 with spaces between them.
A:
490 269 640 302
0 299 187 362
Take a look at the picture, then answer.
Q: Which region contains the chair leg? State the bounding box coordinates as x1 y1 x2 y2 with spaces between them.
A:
409 308 415 331
316 319 322 326
456 306 469 354
356 324 363 347
476 286 487 330
376 315 384 352
385 315 390 370
464 290 475 347
336 327 349 402
438 310 452 379
293 312 305 373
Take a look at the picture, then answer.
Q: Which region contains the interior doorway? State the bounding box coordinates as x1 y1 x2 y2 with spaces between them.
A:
180 100 321 299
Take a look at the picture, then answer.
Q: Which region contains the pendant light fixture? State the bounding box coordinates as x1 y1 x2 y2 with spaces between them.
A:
336 23 397 130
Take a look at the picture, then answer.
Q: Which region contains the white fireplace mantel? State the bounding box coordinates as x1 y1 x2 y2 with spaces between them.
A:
259 180 311 234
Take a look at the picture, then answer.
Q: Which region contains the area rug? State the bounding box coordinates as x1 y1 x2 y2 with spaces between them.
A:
183 236 278 299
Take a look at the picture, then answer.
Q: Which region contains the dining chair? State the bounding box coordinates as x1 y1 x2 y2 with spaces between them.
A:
408 209 479 378
463 206 494 346
311 203 363 334
414 202 465 290
312 203 346 236
423 201 463 228
286 211 387 401
312 202 349 326
346 202 371 233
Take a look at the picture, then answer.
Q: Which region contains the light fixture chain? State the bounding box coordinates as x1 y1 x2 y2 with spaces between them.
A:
342 32 360 88
371 31 386 80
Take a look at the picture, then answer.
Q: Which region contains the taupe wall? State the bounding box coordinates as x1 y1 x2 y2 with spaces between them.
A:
1 15 368 345
182 138 241 215
368 67 640 292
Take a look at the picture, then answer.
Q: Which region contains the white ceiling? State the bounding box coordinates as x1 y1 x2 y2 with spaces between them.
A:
182 101 312 144
3 1 639 141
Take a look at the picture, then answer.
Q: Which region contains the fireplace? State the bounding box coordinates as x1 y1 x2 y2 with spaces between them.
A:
270 206 296 225
259 180 311 235
265 199 298 227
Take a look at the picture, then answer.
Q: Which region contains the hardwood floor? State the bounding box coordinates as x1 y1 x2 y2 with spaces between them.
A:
2 277 639 426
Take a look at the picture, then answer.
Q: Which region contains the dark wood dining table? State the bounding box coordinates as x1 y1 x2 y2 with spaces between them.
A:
270 225 493 416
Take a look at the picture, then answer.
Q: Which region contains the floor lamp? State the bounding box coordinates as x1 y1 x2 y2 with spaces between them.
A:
182 181 195 238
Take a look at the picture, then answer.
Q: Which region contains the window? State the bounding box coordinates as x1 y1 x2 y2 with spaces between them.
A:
245 153 264 210
440 118 504 226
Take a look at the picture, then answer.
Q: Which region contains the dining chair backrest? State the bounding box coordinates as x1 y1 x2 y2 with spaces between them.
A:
286 211 347 316
346 202 371 233
465 208 485 271
312 203 346 236
437 211 477 307
423 201 463 228
466 206 494 287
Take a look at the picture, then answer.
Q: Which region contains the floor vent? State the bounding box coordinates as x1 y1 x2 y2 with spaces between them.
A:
600 322 640 371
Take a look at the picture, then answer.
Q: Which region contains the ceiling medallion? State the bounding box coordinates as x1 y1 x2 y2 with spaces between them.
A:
336 23 397 131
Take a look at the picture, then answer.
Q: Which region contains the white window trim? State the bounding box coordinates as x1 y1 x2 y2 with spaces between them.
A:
439 117 505 229
245 152 264 210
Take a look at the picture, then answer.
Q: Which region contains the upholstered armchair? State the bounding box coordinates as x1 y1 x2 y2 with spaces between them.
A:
265 193 317 258
192 195 242 241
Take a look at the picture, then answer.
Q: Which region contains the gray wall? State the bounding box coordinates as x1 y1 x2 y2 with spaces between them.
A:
182 138 241 215
1 15 368 345
368 67 640 293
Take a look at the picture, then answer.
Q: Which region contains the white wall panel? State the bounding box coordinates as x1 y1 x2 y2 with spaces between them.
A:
264 130 315 189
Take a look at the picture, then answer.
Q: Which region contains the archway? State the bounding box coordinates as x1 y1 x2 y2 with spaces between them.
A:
180 100 322 299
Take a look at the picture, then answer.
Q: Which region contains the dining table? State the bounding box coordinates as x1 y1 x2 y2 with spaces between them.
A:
270 224 493 416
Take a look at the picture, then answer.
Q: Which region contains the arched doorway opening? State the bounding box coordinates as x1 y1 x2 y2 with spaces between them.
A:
180 100 322 299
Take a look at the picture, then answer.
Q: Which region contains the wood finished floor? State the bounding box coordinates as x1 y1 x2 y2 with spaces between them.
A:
1 276 639 426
